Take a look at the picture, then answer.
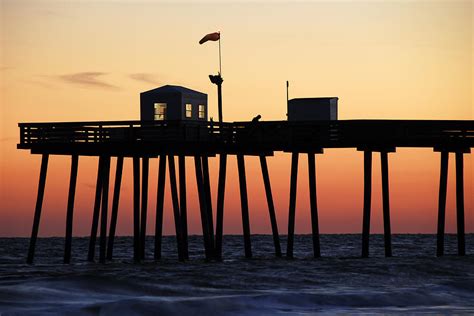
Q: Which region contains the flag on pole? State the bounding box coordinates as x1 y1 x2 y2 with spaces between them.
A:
199 32 220 44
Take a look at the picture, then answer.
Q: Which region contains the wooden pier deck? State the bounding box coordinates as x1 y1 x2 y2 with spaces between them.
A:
18 119 474 263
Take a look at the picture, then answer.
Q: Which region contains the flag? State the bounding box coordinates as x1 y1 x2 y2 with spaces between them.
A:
199 32 220 45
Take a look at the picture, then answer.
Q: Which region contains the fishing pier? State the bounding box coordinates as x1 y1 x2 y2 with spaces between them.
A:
18 119 473 263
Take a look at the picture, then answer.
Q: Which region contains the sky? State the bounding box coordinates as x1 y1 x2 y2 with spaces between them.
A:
0 0 472 238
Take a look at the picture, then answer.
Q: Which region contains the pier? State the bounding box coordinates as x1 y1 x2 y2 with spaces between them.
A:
18 119 473 263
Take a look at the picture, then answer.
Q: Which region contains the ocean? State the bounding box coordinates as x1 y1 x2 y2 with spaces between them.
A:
0 234 473 315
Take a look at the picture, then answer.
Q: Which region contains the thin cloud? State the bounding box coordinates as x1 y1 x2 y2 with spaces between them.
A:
59 72 120 90
129 73 161 85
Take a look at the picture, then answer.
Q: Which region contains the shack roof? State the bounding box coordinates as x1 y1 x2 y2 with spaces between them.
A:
141 85 207 98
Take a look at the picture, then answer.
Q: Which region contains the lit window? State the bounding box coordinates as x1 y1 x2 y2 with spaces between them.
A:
185 103 192 118
198 104 206 119
154 103 167 120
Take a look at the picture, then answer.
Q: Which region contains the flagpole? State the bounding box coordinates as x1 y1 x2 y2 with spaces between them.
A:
218 34 222 75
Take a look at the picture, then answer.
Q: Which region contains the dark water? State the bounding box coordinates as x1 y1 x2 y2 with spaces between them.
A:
0 234 473 315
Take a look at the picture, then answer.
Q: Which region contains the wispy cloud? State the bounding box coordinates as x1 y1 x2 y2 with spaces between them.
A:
59 72 119 90
129 73 161 85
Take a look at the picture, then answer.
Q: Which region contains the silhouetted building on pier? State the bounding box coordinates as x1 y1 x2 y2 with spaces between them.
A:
288 97 338 121
140 85 208 121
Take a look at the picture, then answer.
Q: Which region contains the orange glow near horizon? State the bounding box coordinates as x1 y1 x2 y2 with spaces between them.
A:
0 1 472 237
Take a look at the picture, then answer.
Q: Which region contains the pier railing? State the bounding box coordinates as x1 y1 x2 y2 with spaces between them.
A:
19 119 474 153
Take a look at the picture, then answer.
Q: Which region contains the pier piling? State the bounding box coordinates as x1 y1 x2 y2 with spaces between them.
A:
27 154 49 264
140 157 149 260
202 156 215 254
154 155 166 260
455 152 465 256
436 151 448 257
169 155 184 261
132 157 141 262
237 154 252 258
215 154 227 260
64 155 79 264
88 156 104 262
307 153 321 258
178 155 189 260
99 156 111 263
195 155 213 260
286 152 299 258
106 156 124 260
259 155 282 257
380 151 392 257
362 150 372 258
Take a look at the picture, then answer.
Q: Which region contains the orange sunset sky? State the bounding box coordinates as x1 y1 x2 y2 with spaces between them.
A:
0 0 472 237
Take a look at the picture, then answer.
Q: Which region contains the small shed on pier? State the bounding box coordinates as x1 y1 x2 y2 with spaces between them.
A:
287 97 338 121
140 85 208 121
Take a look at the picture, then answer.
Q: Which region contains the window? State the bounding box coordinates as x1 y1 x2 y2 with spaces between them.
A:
185 103 192 118
154 103 167 120
198 104 206 119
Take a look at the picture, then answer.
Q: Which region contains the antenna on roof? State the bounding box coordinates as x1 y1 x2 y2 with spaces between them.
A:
286 81 289 117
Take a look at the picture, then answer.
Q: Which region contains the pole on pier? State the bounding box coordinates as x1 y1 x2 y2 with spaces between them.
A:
132 157 141 262
362 150 372 258
307 153 321 258
455 152 465 256
286 152 299 258
107 156 124 260
140 157 149 260
27 154 49 264
88 156 104 262
215 154 227 260
237 154 252 258
99 156 111 263
260 155 282 257
178 155 189 260
380 151 392 257
202 156 215 252
194 155 213 260
436 151 449 257
64 155 79 264
169 155 184 261
154 155 167 260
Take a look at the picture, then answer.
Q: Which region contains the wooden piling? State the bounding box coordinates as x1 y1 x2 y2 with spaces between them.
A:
380 151 392 257
362 150 372 258
436 151 448 257
154 155 166 260
88 156 104 262
64 155 79 264
202 156 215 252
99 156 111 263
455 152 465 256
132 156 141 262
307 153 320 258
27 154 49 264
215 154 227 260
106 156 124 260
259 155 282 257
237 154 252 258
169 155 184 261
140 157 149 260
178 155 189 260
194 155 213 260
286 152 299 258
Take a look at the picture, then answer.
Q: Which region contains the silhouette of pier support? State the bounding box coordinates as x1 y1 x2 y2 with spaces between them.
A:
88 156 105 262
178 156 189 260
168 155 185 261
106 156 124 260
237 154 252 258
215 154 227 260
435 148 470 257
154 155 167 260
286 150 323 259
64 155 79 264
99 156 111 263
359 148 395 258
27 154 49 264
